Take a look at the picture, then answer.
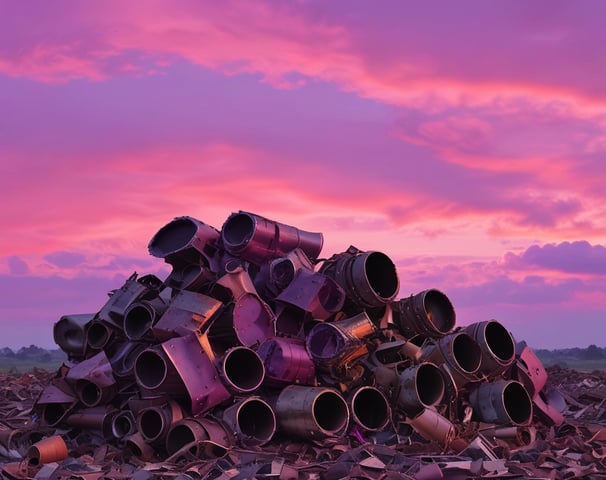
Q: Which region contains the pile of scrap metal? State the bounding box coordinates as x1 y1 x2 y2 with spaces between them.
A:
36 211 567 475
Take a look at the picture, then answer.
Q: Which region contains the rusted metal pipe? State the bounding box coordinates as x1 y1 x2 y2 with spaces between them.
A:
391 289 456 339
348 386 391 432
319 246 399 309
137 400 184 445
148 215 220 268
420 332 481 396
221 211 324 265
219 346 265 394
26 435 69 466
85 320 116 350
407 408 455 447
124 297 168 341
306 312 375 371
397 362 445 416
275 385 349 439
65 351 117 407
134 347 186 395
222 396 276 446
465 320 515 378
257 337 316 387
111 410 137 439
469 380 533 426
53 313 94 359
64 406 117 438
165 417 232 458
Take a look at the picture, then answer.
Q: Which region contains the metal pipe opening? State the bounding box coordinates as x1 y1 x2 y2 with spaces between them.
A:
134 350 168 390
221 347 265 393
350 386 390 431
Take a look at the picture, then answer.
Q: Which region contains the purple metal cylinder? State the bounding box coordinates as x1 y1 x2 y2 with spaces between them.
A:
137 400 184 445
53 313 94 359
391 289 456 339
258 337 316 386
148 216 220 268
221 211 323 265
219 346 265 393
348 386 391 432
222 397 276 447
469 380 533 426
397 362 445 416
319 246 399 309
465 320 515 378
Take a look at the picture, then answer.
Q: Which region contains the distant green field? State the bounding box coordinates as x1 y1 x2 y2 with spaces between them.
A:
0 358 65 373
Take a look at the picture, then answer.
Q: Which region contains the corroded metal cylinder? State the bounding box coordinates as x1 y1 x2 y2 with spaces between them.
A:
137 400 184 445
421 332 481 394
219 346 265 393
85 320 115 350
407 408 455 447
306 312 375 370
65 406 117 438
348 386 391 432
53 313 94 359
469 380 533 426
275 386 349 439
111 410 136 439
26 435 69 466
465 320 515 378
124 297 168 341
65 351 117 407
148 216 220 268
221 211 323 265
319 246 399 308
392 289 456 339
222 396 276 446
258 337 316 386
165 417 231 458
134 347 186 395
397 362 445 416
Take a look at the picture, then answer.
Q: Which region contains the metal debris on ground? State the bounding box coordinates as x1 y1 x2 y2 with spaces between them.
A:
1 211 605 479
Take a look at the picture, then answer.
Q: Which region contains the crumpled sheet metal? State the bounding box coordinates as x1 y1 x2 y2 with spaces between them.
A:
9 210 604 478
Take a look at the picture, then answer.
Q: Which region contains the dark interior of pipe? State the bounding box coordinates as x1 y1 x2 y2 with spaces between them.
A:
87 322 110 349
222 213 254 247
124 304 153 340
150 218 197 257
452 334 481 373
78 381 101 407
364 252 399 299
112 414 134 438
224 348 264 391
135 350 167 389
139 408 164 441
306 324 343 359
43 404 67 426
416 364 445 406
352 388 389 430
484 321 514 362
166 423 204 455
316 280 343 312
270 258 296 289
313 391 348 433
237 400 275 440
424 290 456 334
504 382 532 425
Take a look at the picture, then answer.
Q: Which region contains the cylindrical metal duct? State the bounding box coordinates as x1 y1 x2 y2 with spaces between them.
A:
164 262 216 293
75 379 117 408
348 386 391 432
134 347 186 395
85 320 115 351
219 346 265 393
465 320 515 378
319 245 399 309
137 401 184 445
257 337 316 387
469 380 533 426
165 417 231 458
221 211 324 265
421 332 482 392
125 432 156 461
53 313 95 359
222 396 276 446
407 408 455 447
64 406 117 438
305 312 375 371
391 289 456 339
148 216 220 268
397 363 445 416
111 410 136 439
275 385 349 439
124 298 167 341
106 340 148 381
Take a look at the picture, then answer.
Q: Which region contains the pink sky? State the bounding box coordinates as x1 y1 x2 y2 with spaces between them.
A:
1 1 605 349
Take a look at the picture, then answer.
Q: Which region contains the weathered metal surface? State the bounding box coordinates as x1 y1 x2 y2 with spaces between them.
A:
14 210 592 478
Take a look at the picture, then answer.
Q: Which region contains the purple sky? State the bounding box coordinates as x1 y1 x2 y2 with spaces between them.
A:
1 1 605 349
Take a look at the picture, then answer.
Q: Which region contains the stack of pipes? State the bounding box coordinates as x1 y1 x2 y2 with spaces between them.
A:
41 211 565 461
